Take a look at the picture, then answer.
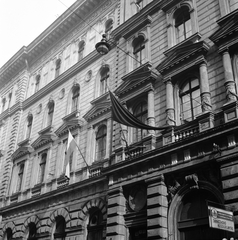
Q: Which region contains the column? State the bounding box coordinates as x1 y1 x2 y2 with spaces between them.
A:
165 79 175 126
106 186 126 240
146 175 168 240
222 51 237 102
199 63 212 112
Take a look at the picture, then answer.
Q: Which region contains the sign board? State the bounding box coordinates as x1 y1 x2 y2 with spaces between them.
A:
208 206 235 232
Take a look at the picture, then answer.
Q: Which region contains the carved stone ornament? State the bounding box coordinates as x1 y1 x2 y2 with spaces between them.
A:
59 88 65 99
36 104 42 114
128 185 147 212
185 173 199 189
85 70 92 82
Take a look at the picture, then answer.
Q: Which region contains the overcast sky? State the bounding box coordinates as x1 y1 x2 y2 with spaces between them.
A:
0 0 77 68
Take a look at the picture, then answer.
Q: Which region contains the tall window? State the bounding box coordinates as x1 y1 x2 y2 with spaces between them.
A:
55 59 61 78
78 40 85 61
27 223 37 240
26 114 33 139
71 85 80 112
87 208 103 240
47 101 55 126
16 163 24 192
63 138 74 174
96 125 107 161
133 101 147 142
35 75 40 93
38 152 47 184
4 228 12 240
8 93 12 108
180 77 201 122
105 19 113 38
54 216 66 240
132 36 146 69
174 6 192 43
176 189 224 240
100 67 109 95
2 98 6 113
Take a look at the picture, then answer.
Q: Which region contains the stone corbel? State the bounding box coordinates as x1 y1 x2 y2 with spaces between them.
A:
185 174 199 189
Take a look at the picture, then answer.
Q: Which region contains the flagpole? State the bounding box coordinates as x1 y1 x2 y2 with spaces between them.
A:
67 128 90 172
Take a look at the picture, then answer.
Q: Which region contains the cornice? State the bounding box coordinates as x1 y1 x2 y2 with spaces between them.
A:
112 0 162 40
0 102 23 121
0 176 107 214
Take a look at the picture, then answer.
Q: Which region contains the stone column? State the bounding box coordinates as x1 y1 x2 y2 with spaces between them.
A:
199 63 212 112
146 175 168 240
147 89 155 135
165 79 175 125
106 186 126 240
222 51 237 102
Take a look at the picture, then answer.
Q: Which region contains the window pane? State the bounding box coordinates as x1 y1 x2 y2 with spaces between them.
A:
185 19 192 38
191 78 199 88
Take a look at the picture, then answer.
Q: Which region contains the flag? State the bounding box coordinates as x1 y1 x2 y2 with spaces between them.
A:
109 91 170 130
65 130 77 179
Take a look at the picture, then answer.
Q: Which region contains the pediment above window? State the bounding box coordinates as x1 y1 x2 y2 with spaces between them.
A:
12 146 34 160
115 62 158 98
18 138 31 147
83 94 111 122
156 39 209 78
62 110 81 122
209 8 238 52
55 117 84 137
32 128 57 149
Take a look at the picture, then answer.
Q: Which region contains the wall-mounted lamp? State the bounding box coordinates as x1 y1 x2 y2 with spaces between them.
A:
95 34 111 55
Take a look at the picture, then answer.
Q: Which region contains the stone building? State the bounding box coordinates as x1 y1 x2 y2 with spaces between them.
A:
0 0 238 239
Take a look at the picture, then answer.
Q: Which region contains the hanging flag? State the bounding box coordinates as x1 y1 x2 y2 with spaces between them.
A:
109 91 170 130
65 130 77 179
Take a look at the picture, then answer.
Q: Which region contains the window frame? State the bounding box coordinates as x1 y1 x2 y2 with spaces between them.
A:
47 101 55 126
55 59 61 78
16 163 25 192
26 114 33 139
37 152 47 184
95 124 107 161
100 67 110 96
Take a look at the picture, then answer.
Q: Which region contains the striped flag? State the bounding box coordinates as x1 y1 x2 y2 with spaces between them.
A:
65 130 77 179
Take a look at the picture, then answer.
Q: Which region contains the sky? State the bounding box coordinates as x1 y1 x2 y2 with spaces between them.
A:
0 0 77 68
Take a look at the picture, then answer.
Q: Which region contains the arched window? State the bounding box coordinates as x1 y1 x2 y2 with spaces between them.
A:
87 208 103 240
133 101 147 142
55 59 61 78
174 6 192 43
4 228 12 240
71 85 80 112
179 77 201 122
26 222 37 240
47 101 55 126
95 125 107 161
35 75 41 93
26 114 33 139
38 152 47 184
54 216 66 240
78 40 85 61
105 19 113 37
176 189 225 240
132 36 146 69
100 67 109 95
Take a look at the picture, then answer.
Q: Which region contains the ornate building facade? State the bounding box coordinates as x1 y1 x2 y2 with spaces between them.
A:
0 0 238 239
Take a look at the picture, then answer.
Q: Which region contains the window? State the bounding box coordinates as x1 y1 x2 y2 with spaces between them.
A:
174 6 192 43
100 67 109 95
26 114 33 139
62 138 74 174
16 163 24 192
179 77 201 122
132 36 146 69
38 152 47 184
78 40 85 61
95 125 107 161
55 59 61 78
71 85 80 112
47 101 54 126
26 223 37 240
35 75 40 93
105 19 113 38
4 228 12 240
133 101 147 142
176 189 224 240
8 92 12 108
54 216 66 240
87 208 103 240
2 98 6 112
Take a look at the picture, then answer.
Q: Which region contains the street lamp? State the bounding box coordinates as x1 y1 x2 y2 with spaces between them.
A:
95 34 111 55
